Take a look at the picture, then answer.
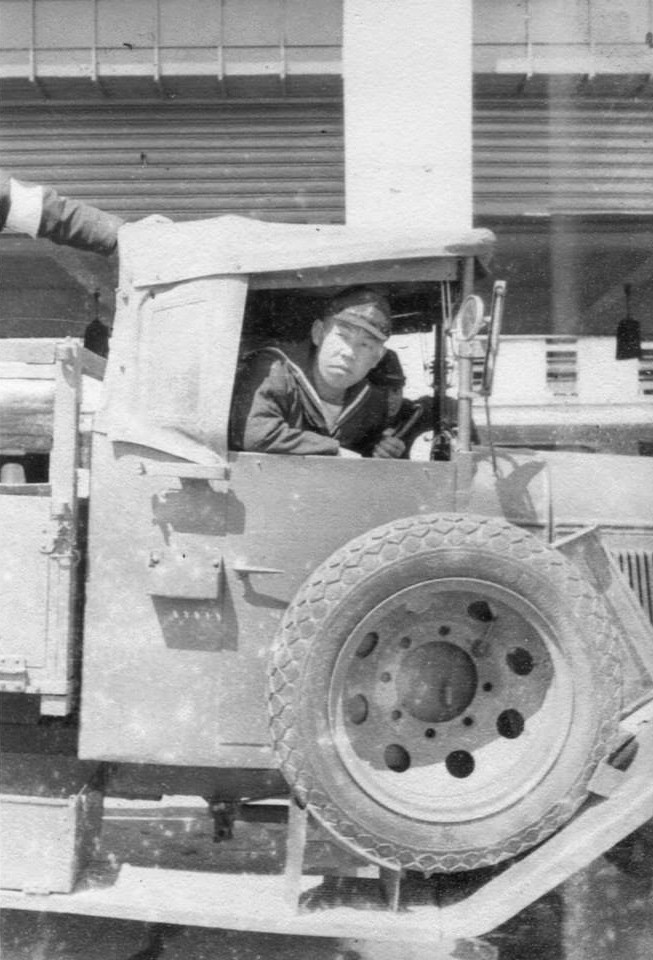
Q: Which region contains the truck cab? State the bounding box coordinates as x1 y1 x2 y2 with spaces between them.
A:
1 215 652 943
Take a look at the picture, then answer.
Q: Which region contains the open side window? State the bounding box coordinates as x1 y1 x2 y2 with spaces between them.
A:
229 280 457 458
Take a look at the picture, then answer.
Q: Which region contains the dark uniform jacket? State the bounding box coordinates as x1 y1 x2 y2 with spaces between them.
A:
229 344 389 456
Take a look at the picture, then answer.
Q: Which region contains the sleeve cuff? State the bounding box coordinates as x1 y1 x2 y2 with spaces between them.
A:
5 178 44 237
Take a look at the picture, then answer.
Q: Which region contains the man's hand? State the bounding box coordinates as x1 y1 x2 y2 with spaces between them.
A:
372 429 405 459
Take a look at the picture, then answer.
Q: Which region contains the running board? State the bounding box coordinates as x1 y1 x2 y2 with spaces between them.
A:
2 719 651 942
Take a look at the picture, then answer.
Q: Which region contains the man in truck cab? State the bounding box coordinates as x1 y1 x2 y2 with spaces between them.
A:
229 287 407 459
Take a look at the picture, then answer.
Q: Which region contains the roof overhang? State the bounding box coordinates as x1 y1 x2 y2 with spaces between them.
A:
119 217 495 290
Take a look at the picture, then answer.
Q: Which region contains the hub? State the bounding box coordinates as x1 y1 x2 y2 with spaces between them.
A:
396 641 478 723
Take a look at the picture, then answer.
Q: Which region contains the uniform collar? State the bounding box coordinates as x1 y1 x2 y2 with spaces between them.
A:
260 343 371 433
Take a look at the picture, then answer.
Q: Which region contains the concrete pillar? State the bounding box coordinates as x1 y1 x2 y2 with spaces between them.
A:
343 1 473 231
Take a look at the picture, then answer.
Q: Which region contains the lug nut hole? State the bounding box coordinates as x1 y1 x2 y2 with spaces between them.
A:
482 682 493 692
506 648 534 676
497 709 525 739
424 728 436 739
399 636 412 649
380 672 392 683
357 632 379 658
384 744 411 773
347 694 368 725
445 750 475 778
467 601 494 622
391 709 402 721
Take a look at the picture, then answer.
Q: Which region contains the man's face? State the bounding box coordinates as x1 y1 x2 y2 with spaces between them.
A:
312 317 385 393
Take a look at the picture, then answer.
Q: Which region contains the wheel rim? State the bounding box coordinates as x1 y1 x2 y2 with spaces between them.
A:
329 578 574 824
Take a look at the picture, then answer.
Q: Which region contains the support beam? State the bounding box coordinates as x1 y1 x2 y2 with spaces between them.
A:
343 1 473 231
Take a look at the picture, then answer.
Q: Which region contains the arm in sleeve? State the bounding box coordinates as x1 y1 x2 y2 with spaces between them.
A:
1 171 124 256
229 353 340 456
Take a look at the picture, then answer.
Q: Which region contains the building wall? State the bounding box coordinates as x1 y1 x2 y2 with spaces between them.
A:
2 0 651 83
1 101 344 222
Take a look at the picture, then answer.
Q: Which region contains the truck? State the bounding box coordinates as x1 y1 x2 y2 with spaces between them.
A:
1 214 652 958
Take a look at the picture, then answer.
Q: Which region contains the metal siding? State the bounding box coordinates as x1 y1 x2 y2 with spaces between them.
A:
1 99 651 220
0 102 345 223
474 101 653 217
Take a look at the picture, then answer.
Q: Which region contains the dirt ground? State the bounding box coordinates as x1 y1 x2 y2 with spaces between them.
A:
1 799 651 960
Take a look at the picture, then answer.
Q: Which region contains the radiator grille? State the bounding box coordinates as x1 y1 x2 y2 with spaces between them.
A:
613 550 653 625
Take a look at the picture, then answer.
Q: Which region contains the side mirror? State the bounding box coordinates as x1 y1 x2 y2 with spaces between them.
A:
453 294 485 341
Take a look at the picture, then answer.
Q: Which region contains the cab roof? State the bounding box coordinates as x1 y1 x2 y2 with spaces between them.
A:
119 215 495 290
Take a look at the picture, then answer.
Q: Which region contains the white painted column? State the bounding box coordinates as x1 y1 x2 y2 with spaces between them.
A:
343 1 473 231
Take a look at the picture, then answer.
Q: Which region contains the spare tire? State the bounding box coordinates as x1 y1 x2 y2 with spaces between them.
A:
269 514 621 874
